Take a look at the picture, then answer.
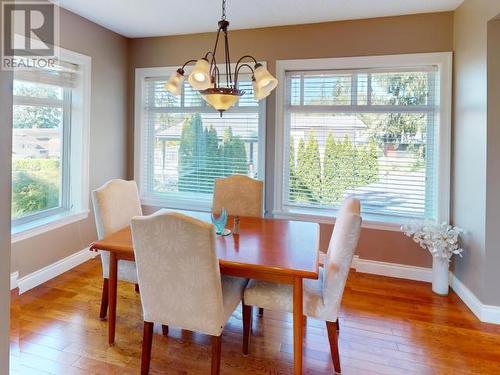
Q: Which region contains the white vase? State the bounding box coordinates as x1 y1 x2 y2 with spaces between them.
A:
432 257 449 295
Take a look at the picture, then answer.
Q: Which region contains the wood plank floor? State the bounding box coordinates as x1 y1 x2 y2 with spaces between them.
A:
9 257 500 374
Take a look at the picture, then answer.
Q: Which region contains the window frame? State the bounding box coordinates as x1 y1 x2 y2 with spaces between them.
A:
273 53 452 231
134 64 267 211
11 47 92 242
12 86 72 226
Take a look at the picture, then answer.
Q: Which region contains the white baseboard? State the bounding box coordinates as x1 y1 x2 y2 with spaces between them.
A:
450 273 500 324
351 255 432 282
17 247 97 294
350 256 500 324
10 271 18 291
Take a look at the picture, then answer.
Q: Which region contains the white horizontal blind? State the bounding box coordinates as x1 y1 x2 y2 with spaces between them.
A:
142 74 263 206
284 67 439 221
14 60 78 88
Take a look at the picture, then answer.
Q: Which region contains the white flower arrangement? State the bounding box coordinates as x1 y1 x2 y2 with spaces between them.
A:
402 221 464 262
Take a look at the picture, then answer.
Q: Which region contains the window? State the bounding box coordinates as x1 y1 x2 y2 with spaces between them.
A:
135 66 266 210
274 54 452 226
11 49 91 238
12 73 71 223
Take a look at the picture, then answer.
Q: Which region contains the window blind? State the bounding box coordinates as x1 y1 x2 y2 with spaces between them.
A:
284 67 439 221
14 59 78 88
141 73 263 206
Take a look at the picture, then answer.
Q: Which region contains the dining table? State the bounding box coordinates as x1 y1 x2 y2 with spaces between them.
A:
89 209 320 375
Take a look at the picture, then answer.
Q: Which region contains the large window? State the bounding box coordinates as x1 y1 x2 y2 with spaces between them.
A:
135 66 265 210
12 74 71 223
274 54 452 225
12 50 91 238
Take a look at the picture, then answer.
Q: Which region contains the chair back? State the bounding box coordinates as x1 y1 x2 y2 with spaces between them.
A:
323 197 362 307
131 212 225 336
92 179 142 239
213 175 263 218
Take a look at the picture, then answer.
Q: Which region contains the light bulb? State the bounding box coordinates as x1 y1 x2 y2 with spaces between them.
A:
188 58 211 90
194 72 206 82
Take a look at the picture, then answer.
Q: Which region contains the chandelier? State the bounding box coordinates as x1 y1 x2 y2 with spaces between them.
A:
164 0 278 115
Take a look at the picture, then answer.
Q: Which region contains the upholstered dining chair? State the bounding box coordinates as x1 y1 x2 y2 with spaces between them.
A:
212 175 264 218
92 179 141 320
242 197 362 374
318 198 361 266
131 212 248 375
213 174 265 314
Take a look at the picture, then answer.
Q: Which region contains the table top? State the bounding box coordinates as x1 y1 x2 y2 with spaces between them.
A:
90 210 320 280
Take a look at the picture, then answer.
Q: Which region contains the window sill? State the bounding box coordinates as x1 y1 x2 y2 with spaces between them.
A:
272 208 405 232
11 209 90 243
141 196 212 213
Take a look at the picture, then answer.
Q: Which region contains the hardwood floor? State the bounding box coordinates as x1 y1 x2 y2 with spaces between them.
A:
9 257 500 374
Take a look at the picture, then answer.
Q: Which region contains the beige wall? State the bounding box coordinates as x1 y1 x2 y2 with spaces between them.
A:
452 0 500 305
486 19 500 302
11 8 130 277
131 12 454 267
0 0 13 366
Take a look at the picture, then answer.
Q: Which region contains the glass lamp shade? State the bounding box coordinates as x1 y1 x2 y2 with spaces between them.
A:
200 87 243 112
188 58 212 90
165 70 185 96
252 80 271 100
254 64 278 98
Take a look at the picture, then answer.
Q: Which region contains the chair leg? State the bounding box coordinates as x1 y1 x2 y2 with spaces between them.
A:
141 321 154 375
242 303 252 355
135 284 140 293
211 335 222 375
335 319 340 333
326 321 341 374
99 278 109 320
162 324 169 336
258 307 264 317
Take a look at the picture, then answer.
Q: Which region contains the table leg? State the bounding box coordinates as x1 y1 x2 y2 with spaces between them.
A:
108 252 118 345
293 277 303 375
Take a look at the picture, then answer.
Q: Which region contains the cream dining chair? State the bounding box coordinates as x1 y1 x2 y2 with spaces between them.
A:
212 174 264 315
212 175 263 218
319 198 361 266
131 212 248 375
92 179 141 320
242 197 362 374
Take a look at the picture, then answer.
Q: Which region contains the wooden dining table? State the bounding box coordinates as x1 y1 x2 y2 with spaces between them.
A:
89 209 319 375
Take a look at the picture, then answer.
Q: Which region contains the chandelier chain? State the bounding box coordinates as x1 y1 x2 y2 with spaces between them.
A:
221 0 227 20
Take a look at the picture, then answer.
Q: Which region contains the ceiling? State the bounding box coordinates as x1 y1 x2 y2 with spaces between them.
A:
57 0 464 38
